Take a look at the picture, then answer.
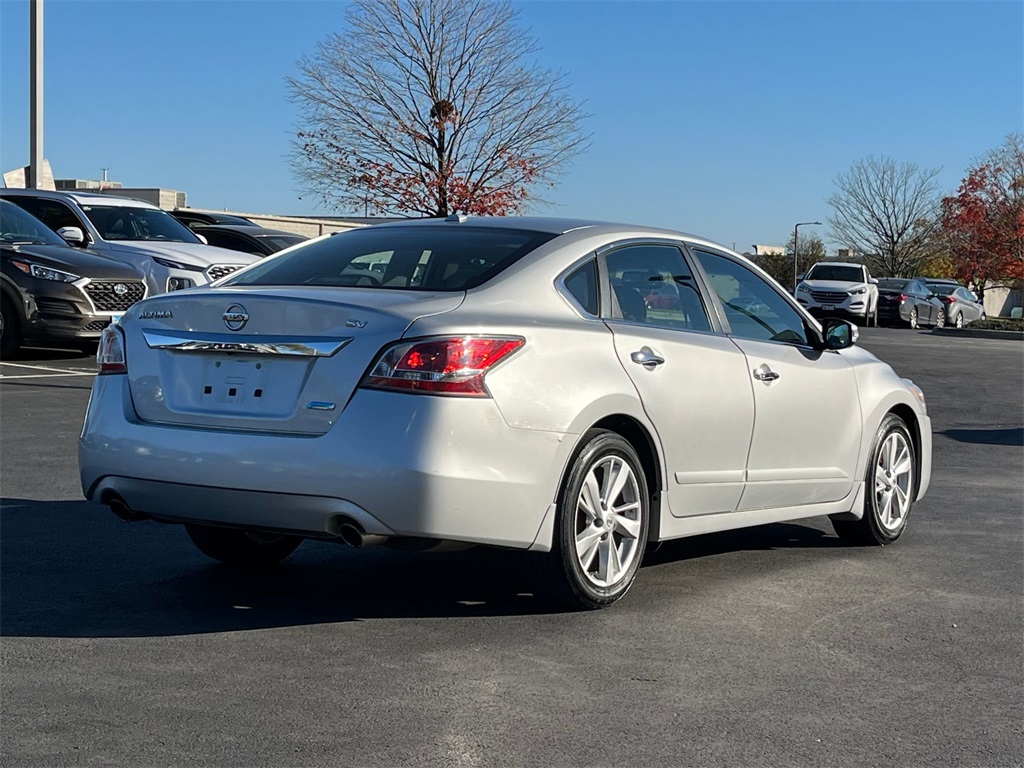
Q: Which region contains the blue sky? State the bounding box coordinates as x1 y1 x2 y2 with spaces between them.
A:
1 0 1021 251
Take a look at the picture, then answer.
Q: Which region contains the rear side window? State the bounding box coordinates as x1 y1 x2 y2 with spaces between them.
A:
226 226 556 291
563 260 599 316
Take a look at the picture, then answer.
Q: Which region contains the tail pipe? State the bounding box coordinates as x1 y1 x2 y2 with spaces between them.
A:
104 493 148 523
338 522 389 548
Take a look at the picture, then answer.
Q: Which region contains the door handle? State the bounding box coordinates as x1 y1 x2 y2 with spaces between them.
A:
752 364 780 382
630 346 665 368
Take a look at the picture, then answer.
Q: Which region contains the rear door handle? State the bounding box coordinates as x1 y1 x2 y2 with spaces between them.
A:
630 346 665 368
752 364 780 382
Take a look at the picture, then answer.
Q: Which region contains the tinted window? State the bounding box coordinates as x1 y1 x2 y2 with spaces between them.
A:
256 235 306 253
80 204 200 243
695 249 811 346
225 226 556 291
603 244 711 332
929 284 956 295
200 230 252 252
563 260 599 316
6 197 82 233
877 279 909 290
805 264 864 282
0 200 66 245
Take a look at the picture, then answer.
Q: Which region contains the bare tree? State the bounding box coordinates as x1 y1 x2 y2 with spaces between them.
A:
288 0 589 217
827 156 942 277
756 234 826 288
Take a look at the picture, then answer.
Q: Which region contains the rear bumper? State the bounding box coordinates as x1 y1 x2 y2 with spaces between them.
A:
79 375 571 549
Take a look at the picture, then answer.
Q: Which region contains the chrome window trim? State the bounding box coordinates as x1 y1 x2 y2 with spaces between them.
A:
142 329 352 357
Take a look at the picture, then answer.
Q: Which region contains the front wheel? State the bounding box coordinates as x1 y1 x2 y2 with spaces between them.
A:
185 524 302 566
935 308 946 328
907 307 919 330
832 413 915 546
535 430 650 609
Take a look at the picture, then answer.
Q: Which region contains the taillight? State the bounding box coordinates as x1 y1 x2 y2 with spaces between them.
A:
898 294 908 302
361 336 525 396
97 324 127 375
939 296 954 303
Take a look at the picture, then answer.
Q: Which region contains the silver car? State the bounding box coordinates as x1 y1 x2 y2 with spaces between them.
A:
80 217 932 609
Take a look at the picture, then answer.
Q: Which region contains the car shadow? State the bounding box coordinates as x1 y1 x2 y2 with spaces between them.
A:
940 427 1024 446
1 497 843 638
2 345 93 362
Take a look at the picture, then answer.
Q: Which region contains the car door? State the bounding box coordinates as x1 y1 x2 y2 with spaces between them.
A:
957 288 983 322
599 242 755 517
911 281 938 324
690 246 862 510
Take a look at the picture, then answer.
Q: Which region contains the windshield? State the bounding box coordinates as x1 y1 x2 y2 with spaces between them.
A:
225 226 557 290
81 204 200 243
806 264 864 282
0 200 66 246
877 279 909 290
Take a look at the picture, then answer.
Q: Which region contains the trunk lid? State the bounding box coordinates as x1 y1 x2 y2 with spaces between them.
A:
123 286 463 434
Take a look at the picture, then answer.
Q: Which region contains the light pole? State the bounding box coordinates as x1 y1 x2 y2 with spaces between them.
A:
29 0 44 188
792 221 821 291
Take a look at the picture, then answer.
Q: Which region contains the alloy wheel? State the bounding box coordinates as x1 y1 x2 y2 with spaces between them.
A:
574 455 643 588
955 312 964 328
909 308 918 329
936 309 945 328
874 432 913 532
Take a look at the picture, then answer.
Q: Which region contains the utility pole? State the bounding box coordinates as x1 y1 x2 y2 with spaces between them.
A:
29 0 45 188
792 221 821 291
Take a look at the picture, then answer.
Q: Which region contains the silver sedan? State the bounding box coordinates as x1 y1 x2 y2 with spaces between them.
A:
80 217 932 609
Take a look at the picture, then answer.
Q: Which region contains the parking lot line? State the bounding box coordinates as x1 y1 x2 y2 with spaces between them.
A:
0 362 97 379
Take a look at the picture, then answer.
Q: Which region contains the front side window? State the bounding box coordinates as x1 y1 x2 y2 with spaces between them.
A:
0 200 67 245
80 205 200 243
603 244 712 332
694 249 812 346
224 226 556 291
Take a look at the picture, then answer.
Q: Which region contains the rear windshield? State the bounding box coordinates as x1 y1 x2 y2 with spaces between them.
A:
877 279 909 290
224 225 557 291
928 284 957 295
806 264 864 282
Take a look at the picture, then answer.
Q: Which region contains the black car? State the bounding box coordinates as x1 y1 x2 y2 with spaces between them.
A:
875 278 945 329
1 200 147 358
191 224 308 257
170 210 257 229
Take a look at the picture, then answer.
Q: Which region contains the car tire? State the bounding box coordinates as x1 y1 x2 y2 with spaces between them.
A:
935 309 946 328
955 312 964 328
0 294 21 360
831 413 915 546
535 429 650 610
185 524 302 566
908 307 919 330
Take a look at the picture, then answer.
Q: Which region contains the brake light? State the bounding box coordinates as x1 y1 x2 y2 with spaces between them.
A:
898 294 908 302
361 336 525 396
97 324 127 374
939 295 954 303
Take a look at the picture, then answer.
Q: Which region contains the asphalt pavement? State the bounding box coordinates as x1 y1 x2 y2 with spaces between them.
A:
1 329 1022 767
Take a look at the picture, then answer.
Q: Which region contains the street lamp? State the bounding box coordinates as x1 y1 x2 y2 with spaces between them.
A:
793 221 821 291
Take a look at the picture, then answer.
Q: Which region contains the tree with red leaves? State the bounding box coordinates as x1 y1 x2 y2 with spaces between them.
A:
940 133 1024 301
288 0 588 218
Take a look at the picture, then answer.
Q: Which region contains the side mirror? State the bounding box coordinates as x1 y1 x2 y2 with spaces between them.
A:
822 318 858 350
195 233 209 245
869 277 878 285
56 226 86 246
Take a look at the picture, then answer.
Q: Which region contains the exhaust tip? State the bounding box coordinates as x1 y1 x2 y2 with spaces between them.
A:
105 493 146 523
338 523 364 548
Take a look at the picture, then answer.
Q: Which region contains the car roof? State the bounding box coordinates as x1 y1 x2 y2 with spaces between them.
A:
194 224 304 238
808 261 864 269
0 188 159 210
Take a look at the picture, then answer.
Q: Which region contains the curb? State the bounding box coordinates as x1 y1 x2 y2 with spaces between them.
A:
931 327 1024 340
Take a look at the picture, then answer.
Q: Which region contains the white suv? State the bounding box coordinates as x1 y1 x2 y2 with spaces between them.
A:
1 189 258 297
795 261 879 326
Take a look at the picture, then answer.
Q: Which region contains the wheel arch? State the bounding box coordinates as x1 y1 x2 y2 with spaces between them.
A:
582 413 665 542
887 402 923 497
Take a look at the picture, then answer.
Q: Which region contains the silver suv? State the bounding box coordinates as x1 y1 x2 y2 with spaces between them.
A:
1 189 258 297
795 261 879 326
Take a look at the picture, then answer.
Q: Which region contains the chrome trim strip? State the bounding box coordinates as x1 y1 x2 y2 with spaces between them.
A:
142 329 351 357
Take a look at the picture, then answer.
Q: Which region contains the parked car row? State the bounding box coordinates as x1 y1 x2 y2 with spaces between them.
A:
0 190 309 357
794 261 983 330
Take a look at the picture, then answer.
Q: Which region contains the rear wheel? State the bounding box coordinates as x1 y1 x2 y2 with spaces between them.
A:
0 295 21 359
907 307 919 330
832 413 915 546
185 524 302 566
535 430 650 610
